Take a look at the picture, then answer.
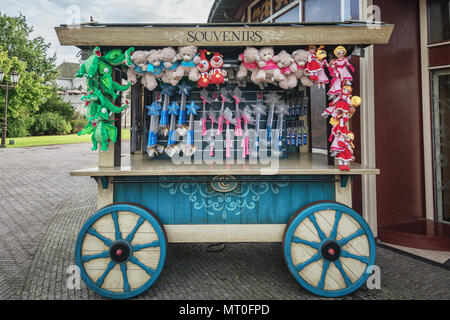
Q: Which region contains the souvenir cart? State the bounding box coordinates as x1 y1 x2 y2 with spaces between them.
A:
56 22 393 299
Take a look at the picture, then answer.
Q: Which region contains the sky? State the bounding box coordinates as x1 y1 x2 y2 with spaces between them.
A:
1 0 215 66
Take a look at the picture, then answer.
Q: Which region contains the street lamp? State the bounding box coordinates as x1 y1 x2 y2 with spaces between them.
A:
0 70 20 148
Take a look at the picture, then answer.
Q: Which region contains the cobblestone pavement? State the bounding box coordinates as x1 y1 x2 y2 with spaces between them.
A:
1 143 449 300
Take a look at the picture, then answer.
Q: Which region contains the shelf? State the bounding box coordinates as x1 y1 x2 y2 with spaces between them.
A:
70 152 380 177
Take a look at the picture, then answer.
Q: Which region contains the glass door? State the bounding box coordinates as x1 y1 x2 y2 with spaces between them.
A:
432 69 450 222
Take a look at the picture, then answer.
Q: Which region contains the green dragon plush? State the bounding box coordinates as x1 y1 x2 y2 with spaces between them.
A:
76 47 132 151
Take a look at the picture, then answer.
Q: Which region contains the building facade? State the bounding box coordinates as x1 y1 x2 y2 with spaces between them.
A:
209 0 450 250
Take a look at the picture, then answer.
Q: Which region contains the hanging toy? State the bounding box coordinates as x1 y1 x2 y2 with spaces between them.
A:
209 52 227 86
330 46 354 87
146 102 164 157
197 50 211 88
264 92 282 146
181 101 200 157
305 45 323 82
216 87 230 135
315 45 329 89
199 88 212 136
164 102 181 158
223 107 237 158
159 84 175 137
207 107 218 157
241 105 255 159
251 102 268 158
336 131 355 171
231 87 246 137
176 81 193 136
274 104 290 157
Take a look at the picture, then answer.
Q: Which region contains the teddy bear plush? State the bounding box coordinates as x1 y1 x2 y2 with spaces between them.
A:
126 50 149 85
273 50 298 90
292 49 314 87
255 47 284 84
160 47 185 86
177 46 201 82
236 47 260 81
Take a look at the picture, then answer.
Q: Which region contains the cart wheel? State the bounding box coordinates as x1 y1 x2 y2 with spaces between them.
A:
283 201 376 297
75 203 167 299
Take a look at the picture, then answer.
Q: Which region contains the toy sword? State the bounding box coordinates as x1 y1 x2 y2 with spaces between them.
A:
164 102 181 157
146 102 164 158
223 107 236 158
199 88 212 137
181 101 200 157
207 107 217 157
176 81 193 136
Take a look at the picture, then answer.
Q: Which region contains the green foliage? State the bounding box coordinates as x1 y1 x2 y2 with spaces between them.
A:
70 113 88 134
30 112 72 136
38 91 75 122
0 12 57 82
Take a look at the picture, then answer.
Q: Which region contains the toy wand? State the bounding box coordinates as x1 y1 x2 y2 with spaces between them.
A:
199 89 212 137
274 104 290 157
241 105 254 158
146 102 164 158
223 107 237 158
251 102 267 158
264 92 282 146
176 81 193 136
164 102 181 158
231 87 245 137
159 84 175 137
207 107 217 157
216 87 229 135
181 101 200 157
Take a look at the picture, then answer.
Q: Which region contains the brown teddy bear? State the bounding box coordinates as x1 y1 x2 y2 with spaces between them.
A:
273 50 298 90
126 49 164 91
178 46 201 82
255 47 284 84
292 49 314 87
161 47 185 86
236 47 262 87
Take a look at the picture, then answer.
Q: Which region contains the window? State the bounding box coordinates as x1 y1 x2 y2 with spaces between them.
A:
273 4 300 22
304 0 359 22
432 70 450 222
428 0 450 43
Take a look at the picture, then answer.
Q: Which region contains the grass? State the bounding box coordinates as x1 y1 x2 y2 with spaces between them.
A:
6 129 130 148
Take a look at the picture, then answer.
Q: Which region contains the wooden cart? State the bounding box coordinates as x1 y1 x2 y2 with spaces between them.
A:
57 22 393 299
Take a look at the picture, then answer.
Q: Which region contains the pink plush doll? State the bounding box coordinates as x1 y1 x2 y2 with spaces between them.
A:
305 45 323 82
335 131 355 171
315 46 329 89
330 46 354 86
255 47 284 84
273 50 298 90
291 49 314 87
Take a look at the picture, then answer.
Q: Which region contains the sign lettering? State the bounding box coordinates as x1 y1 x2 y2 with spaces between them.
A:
186 30 263 43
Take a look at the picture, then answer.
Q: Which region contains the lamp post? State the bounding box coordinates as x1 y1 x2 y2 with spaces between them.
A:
0 70 20 148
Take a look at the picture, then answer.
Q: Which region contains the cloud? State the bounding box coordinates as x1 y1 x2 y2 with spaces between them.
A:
1 0 215 65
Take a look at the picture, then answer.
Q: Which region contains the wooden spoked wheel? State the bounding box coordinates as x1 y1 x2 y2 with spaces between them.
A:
75 203 167 299
283 201 376 297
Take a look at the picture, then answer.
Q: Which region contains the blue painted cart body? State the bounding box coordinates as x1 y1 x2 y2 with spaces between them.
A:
113 175 336 225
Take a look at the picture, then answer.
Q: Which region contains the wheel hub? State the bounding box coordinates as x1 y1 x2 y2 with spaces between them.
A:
320 240 341 261
109 240 132 263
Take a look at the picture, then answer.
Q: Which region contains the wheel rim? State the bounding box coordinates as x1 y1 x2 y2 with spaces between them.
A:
75 204 167 299
283 202 376 297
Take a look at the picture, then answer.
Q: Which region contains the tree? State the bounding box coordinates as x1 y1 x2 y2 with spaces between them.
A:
0 12 57 83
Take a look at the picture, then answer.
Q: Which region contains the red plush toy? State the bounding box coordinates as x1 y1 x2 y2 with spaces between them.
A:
209 52 227 85
197 50 210 88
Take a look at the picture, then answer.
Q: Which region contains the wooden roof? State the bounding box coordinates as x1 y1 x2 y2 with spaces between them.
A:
55 22 394 48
